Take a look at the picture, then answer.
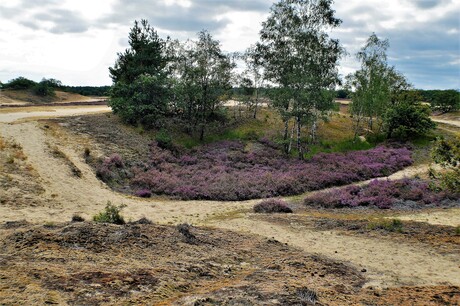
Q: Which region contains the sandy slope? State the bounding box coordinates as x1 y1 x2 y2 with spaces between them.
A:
1 105 459 291
432 118 460 128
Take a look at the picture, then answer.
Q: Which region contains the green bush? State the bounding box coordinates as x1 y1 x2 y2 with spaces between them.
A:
431 137 460 193
4 77 36 90
368 219 403 232
155 129 172 149
384 102 436 140
34 80 55 97
93 202 126 225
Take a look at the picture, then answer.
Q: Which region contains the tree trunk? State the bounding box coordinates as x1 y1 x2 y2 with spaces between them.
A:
288 119 296 154
297 115 303 159
310 118 318 144
253 88 259 119
283 118 290 154
199 123 205 141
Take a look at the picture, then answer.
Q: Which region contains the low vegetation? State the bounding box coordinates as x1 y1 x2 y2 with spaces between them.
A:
99 141 412 201
93 202 126 225
304 178 458 209
253 199 293 213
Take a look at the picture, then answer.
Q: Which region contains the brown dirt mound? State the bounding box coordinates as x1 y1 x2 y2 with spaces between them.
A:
0 221 366 305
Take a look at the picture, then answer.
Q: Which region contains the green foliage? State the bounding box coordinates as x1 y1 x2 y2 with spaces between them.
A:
384 102 436 140
4 77 37 90
34 79 57 97
368 219 403 232
336 89 351 99
431 137 460 193
93 202 126 225
258 0 343 157
62 85 111 96
110 73 170 127
155 129 172 149
168 31 234 140
109 20 170 126
418 89 460 113
347 33 414 140
304 138 373 159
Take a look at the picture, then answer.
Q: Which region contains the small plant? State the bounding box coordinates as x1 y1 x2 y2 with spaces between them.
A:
253 199 293 213
6 155 14 164
93 202 126 225
131 217 153 224
455 226 460 236
84 147 91 157
296 287 318 305
368 219 404 233
44 221 57 228
155 129 172 149
71 214 85 222
177 223 198 244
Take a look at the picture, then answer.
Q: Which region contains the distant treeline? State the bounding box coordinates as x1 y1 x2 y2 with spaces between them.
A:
61 86 111 97
0 76 111 97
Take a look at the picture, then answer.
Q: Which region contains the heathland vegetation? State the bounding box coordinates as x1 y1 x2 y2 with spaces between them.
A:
98 0 459 204
1 1 459 304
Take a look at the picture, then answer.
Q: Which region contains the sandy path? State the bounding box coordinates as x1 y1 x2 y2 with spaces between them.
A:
213 217 460 288
1 106 459 290
0 105 110 123
431 118 460 128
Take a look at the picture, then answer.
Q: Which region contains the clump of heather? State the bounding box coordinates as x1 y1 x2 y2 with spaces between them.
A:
304 178 457 209
111 140 413 201
96 153 128 183
135 189 152 198
254 199 293 213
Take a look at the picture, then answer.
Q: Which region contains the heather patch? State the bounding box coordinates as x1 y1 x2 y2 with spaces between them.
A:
304 178 459 209
254 199 293 213
99 140 413 201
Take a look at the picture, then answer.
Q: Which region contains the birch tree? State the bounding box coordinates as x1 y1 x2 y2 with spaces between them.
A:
258 0 343 158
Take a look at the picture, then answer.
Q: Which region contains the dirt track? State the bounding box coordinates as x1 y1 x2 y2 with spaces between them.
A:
1 105 459 294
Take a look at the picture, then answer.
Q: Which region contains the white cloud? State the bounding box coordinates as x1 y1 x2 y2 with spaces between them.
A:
0 0 458 88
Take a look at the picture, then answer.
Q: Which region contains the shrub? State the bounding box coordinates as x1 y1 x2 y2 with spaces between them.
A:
177 223 198 244
93 202 126 225
296 287 318 305
254 199 293 213
131 217 153 224
96 154 126 182
135 189 152 198
368 219 404 232
3 77 36 90
431 137 460 193
71 214 85 222
102 140 413 201
304 178 456 209
155 129 173 149
384 103 436 140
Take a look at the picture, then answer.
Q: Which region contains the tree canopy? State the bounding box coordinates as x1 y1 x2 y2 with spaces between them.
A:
258 0 343 157
109 20 171 126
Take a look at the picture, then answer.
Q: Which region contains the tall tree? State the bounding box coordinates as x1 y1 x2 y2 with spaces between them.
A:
169 31 234 140
258 0 343 158
241 45 264 118
346 33 413 138
109 20 170 126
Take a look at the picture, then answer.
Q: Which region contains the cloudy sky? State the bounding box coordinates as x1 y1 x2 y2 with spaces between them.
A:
0 0 459 89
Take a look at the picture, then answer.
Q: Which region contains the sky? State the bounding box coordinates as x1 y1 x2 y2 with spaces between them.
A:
0 0 459 89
